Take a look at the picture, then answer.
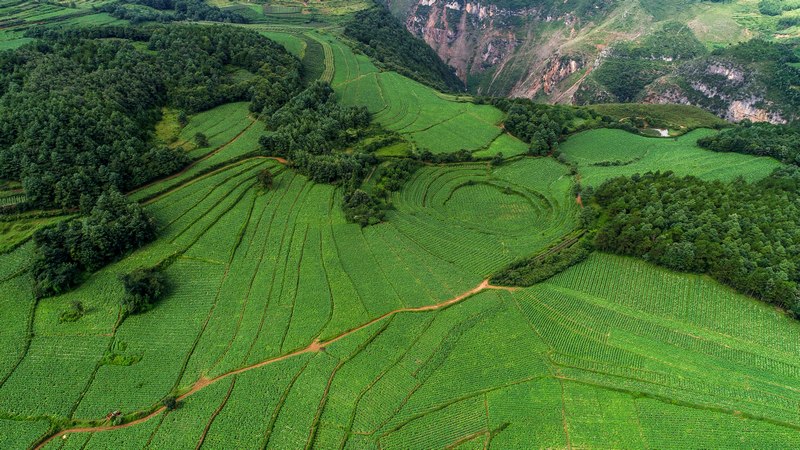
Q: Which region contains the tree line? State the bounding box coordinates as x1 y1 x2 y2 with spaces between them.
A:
0 25 300 210
98 0 248 24
697 121 800 166
583 168 800 316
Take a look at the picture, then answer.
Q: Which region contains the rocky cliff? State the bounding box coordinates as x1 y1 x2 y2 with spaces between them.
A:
392 0 614 100
384 0 799 123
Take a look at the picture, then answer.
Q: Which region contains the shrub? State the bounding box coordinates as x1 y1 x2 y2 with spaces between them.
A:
121 267 168 315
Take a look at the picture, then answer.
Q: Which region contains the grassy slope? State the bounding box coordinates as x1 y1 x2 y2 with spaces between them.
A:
33 254 800 449
560 128 784 187
322 31 528 156
1 10 800 449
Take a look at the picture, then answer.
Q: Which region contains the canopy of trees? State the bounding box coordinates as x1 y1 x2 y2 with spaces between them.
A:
344 6 463 92
0 25 300 209
698 121 800 166
493 99 599 154
588 169 800 315
259 81 371 185
98 0 248 24
121 266 168 315
32 192 155 298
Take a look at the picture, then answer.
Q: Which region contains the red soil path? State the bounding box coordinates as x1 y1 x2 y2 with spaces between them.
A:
35 279 513 449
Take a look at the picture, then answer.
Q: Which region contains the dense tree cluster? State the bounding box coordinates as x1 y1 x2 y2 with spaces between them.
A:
0 25 299 209
492 237 592 286
697 121 800 166
344 6 463 92
372 159 420 198
121 266 168 315
758 0 783 16
588 169 800 314
98 0 248 24
494 100 598 154
259 82 371 184
32 192 155 298
342 189 384 227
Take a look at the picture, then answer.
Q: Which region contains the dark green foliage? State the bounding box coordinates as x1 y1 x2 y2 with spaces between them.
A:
592 169 800 314
343 189 385 227
494 100 599 153
98 0 248 24
259 81 372 184
194 132 209 148
162 396 179 411
58 301 85 323
374 159 420 194
593 56 665 102
0 25 300 209
121 266 168 315
491 237 592 286
758 0 783 16
344 6 463 92
31 191 155 298
256 168 274 190
490 153 504 167
697 121 800 165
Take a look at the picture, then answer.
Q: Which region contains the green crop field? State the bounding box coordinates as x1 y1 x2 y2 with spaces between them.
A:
17 252 800 448
319 32 524 156
0 0 126 50
2 10 800 448
560 128 784 186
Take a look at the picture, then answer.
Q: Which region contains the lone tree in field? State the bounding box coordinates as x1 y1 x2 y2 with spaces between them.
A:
194 132 209 148
257 168 274 190
162 396 179 411
491 152 504 167
120 267 167 315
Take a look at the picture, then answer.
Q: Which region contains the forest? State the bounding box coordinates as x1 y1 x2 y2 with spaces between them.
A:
98 0 248 24
0 25 302 296
344 7 463 92
698 121 800 165
0 25 299 210
586 168 800 315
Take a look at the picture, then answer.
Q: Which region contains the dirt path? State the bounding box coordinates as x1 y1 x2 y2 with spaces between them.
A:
35 279 513 449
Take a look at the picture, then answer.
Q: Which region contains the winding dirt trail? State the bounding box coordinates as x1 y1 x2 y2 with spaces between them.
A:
35 279 513 449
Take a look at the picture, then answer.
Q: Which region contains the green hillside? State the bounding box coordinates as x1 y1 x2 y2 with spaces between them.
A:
0 1 800 449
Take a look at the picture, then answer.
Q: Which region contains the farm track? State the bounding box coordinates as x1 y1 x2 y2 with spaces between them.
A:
34 279 514 448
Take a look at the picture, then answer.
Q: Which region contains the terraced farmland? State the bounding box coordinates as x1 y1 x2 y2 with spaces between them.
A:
323 32 526 155
2 15 800 449
561 128 784 186
25 253 800 449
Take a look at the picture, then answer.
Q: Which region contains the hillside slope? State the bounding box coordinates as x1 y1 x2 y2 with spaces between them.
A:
384 0 800 122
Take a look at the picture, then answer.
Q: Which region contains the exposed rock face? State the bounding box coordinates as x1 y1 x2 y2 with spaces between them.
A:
641 62 788 124
401 0 606 99
726 100 785 123
391 0 794 124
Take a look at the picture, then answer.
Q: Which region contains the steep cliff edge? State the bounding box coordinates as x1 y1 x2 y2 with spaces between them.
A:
384 0 800 123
